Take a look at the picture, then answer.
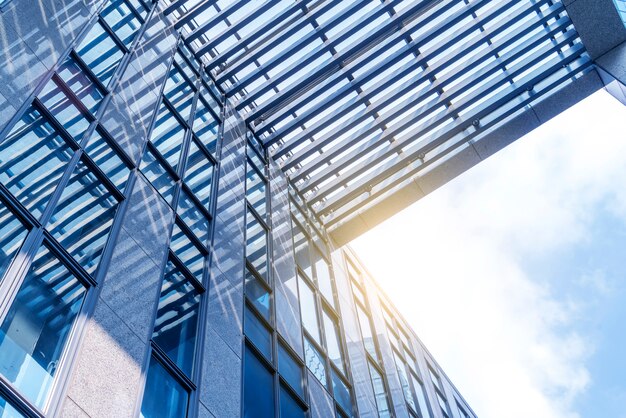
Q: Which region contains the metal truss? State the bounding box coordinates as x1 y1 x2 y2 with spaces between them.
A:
162 0 592 239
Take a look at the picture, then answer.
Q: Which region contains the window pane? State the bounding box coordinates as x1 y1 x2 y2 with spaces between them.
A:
244 305 272 361
298 276 320 342
140 148 176 204
193 93 219 155
151 103 186 170
84 130 130 192
313 250 333 306
140 357 189 418
369 363 392 418
411 374 432 418
0 107 74 219
0 203 28 281
164 64 194 122
57 56 104 114
177 189 209 246
48 159 119 275
170 223 204 281
356 306 377 361
246 211 267 281
278 343 303 396
184 140 214 209
153 259 201 377
245 268 270 320
76 21 124 86
292 223 311 278
101 0 142 47
279 385 306 418
0 394 26 418
244 346 274 418
304 338 326 387
38 78 91 142
0 245 86 408
246 165 266 219
323 312 344 373
394 352 416 411
332 369 352 415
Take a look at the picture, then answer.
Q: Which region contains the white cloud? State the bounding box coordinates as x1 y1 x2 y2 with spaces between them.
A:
352 90 626 418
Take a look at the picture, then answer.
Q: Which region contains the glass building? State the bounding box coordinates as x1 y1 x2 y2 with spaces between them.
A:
0 0 623 416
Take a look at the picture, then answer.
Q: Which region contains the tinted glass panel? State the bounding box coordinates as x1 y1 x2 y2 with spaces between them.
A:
164 65 194 122
140 358 189 418
0 394 25 418
394 352 416 411
245 268 270 320
76 22 124 86
244 346 274 418
0 107 74 219
48 159 119 275
57 56 104 114
411 374 432 418
323 312 344 373
151 103 186 170
304 338 326 387
0 203 28 281
177 189 209 246
38 78 91 141
140 148 176 204
332 370 352 415
313 251 333 306
170 223 204 281
292 223 311 278
298 276 320 342
279 386 306 418
246 165 266 219
184 140 213 209
153 259 201 377
278 343 303 397
369 363 391 418
245 211 267 280
101 0 142 47
0 245 86 408
193 94 218 155
84 130 130 191
244 305 272 360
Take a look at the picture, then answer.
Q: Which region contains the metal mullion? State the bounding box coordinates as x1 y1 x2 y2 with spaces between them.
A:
173 0 219 31
123 0 146 25
174 214 209 255
98 16 131 55
325 56 592 227
168 249 206 293
161 94 194 132
0 376 45 418
174 78 200 184
245 298 274 334
303 26 580 205
244 260 273 294
145 141 182 181
40 231 98 288
247 200 270 232
277 374 309 410
150 341 198 391
180 182 213 220
197 82 223 121
93 125 136 169
185 0 250 44
69 50 109 95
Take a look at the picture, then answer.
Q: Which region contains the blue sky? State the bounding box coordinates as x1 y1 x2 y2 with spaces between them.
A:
353 89 626 418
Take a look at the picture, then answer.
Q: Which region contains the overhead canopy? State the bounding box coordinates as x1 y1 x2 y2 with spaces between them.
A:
163 0 594 243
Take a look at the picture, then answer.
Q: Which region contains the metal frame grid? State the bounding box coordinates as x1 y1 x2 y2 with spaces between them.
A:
161 0 591 238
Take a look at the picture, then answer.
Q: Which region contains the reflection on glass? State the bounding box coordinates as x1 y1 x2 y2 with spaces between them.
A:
304 338 326 387
394 352 416 411
140 148 176 204
164 65 194 122
0 394 26 418
411 374 432 418
101 0 142 47
193 94 219 155
313 251 334 306
332 370 352 415
153 259 200 377
356 305 377 361
279 385 306 418
298 276 320 342
244 346 274 418
0 106 74 219
38 78 91 141
76 21 124 86
150 103 186 170
57 56 104 114
184 140 213 210
177 189 209 246
369 362 391 418
170 223 204 281
0 245 86 409
278 343 303 396
244 305 272 360
140 357 189 418
0 202 28 282
245 268 270 320
323 312 344 373
48 159 119 275
292 223 311 278
84 130 130 191
246 165 266 219
245 210 267 281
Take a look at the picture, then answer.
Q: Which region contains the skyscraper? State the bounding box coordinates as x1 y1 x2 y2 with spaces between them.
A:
0 0 623 417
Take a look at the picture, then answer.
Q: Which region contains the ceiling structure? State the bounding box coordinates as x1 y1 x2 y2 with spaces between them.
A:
161 0 601 244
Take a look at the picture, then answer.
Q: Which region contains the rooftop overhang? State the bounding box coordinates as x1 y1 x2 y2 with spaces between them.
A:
162 0 625 245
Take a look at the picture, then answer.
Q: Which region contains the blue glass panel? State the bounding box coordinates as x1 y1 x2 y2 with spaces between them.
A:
0 202 28 282
0 245 86 408
176 189 209 246
184 139 213 209
0 106 74 219
101 0 142 47
292 223 311 279
298 276 319 342
246 165 266 220
244 305 272 361
313 249 333 306
76 21 124 86
170 223 204 281
243 346 274 418
322 312 344 373
84 130 130 192
0 394 26 418
140 148 176 204
150 103 186 170
153 259 201 377
245 210 267 281
164 64 194 122
47 159 119 275
332 369 352 415
278 343 303 397
304 338 326 388
140 357 189 418
245 268 270 320
57 56 104 115
38 78 91 142
279 385 306 418
193 94 218 155
369 362 392 418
